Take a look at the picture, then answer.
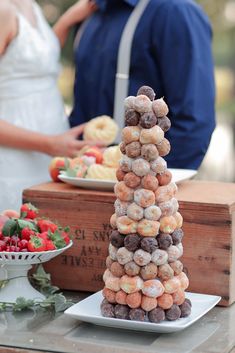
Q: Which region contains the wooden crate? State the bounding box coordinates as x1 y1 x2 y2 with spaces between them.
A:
23 180 235 306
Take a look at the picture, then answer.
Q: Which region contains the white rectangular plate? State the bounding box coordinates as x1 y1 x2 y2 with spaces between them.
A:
59 168 197 191
65 291 220 333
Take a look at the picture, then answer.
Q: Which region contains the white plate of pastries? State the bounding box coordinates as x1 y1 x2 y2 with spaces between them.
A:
59 168 197 191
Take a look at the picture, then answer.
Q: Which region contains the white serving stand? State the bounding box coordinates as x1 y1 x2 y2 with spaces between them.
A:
0 242 72 303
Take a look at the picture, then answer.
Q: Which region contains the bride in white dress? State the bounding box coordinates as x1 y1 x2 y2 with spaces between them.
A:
0 0 96 212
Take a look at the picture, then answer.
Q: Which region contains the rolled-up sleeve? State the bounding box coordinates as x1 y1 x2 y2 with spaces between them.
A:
152 0 216 169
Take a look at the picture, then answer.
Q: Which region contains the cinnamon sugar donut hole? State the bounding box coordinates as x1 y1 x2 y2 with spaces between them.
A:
137 219 160 237
124 172 141 189
124 261 140 276
172 288 185 305
110 262 125 277
141 296 158 312
116 216 138 234
114 181 134 202
140 262 158 280
125 141 141 158
116 168 126 181
119 142 126 154
134 188 155 208
157 169 172 186
122 126 141 144
141 174 159 191
102 287 117 304
157 293 174 310
157 138 171 157
126 292 142 309
115 290 127 305
140 126 164 145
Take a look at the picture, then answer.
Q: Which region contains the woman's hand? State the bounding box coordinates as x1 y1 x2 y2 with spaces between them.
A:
54 0 97 47
47 124 103 158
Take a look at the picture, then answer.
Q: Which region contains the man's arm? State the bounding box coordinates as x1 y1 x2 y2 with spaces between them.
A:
152 1 216 169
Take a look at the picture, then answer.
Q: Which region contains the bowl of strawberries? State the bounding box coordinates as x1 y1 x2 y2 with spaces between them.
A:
0 203 72 304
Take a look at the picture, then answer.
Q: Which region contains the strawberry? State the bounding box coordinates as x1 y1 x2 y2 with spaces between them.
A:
61 231 70 245
21 227 35 241
37 232 49 241
27 236 46 252
37 219 58 233
20 203 38 220
45 240 56 251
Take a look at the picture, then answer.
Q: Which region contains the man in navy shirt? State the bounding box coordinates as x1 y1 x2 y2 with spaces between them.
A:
69 0 215 170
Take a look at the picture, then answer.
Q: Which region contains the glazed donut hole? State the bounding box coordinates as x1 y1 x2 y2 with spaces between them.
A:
140 125 164 145
152 98 169 118
127 202 144 221
122 126 141 144
124 96 136 111
150 157 167 174
114 181 134 202
133 94 152 113
157 138 171 157
132 158 151 177
119 155 133 173
134 188 155 208
137 219 160 237
116 215 138 234
141 144 159 161
114 199 129 217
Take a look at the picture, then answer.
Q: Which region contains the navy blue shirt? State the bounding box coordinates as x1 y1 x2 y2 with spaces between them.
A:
69 0 216 169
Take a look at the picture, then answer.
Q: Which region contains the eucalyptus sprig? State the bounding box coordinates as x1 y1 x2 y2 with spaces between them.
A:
0 265 74 312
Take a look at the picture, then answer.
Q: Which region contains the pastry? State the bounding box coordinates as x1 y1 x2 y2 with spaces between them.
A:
124 172 141 189
125 141 141 158
137 85 155 101
148 307 165 323
152 98 169 118
122 126 141 144
132 158 150 177
114 181 134 202
140 262 158 280
140 126 164 145
124 261 140 276
124 233 141 252
126 203 144 221
141 174 159 191
126 292 142 309
120 275 143 294
133 249 152 266
125 109 140 126
137 219 160 237
139 112 157 129
141 144 159 161
134 188 155 208
84 115 118 145
103 145 122 168
116 216 138 234
116 247 134 265
86 164 116 181
133 94 152 113
141 296 158 312
114 304 130 319
165 304 181 321
142 279 164 298
157 293 174 310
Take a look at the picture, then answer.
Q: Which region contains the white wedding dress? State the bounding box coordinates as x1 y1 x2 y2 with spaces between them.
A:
0 2 69 212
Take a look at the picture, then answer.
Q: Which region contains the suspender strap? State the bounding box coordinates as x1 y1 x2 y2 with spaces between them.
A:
113 0 150 141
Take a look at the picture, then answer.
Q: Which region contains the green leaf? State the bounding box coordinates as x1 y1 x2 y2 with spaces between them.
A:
13 297 34 311
17 219 37 231
65 168 77 177
2 219 17 236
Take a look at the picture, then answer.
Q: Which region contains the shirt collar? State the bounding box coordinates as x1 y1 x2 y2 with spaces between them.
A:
95 0 138 11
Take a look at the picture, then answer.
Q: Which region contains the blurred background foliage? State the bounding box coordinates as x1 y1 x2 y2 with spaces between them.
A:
38 0 235 180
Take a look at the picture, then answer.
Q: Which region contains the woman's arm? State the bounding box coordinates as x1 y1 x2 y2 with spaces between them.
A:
0 120 100 157
0 4 17 55
53 0 97 47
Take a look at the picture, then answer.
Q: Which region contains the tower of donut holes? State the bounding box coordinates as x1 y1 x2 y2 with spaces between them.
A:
101 86 192 323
